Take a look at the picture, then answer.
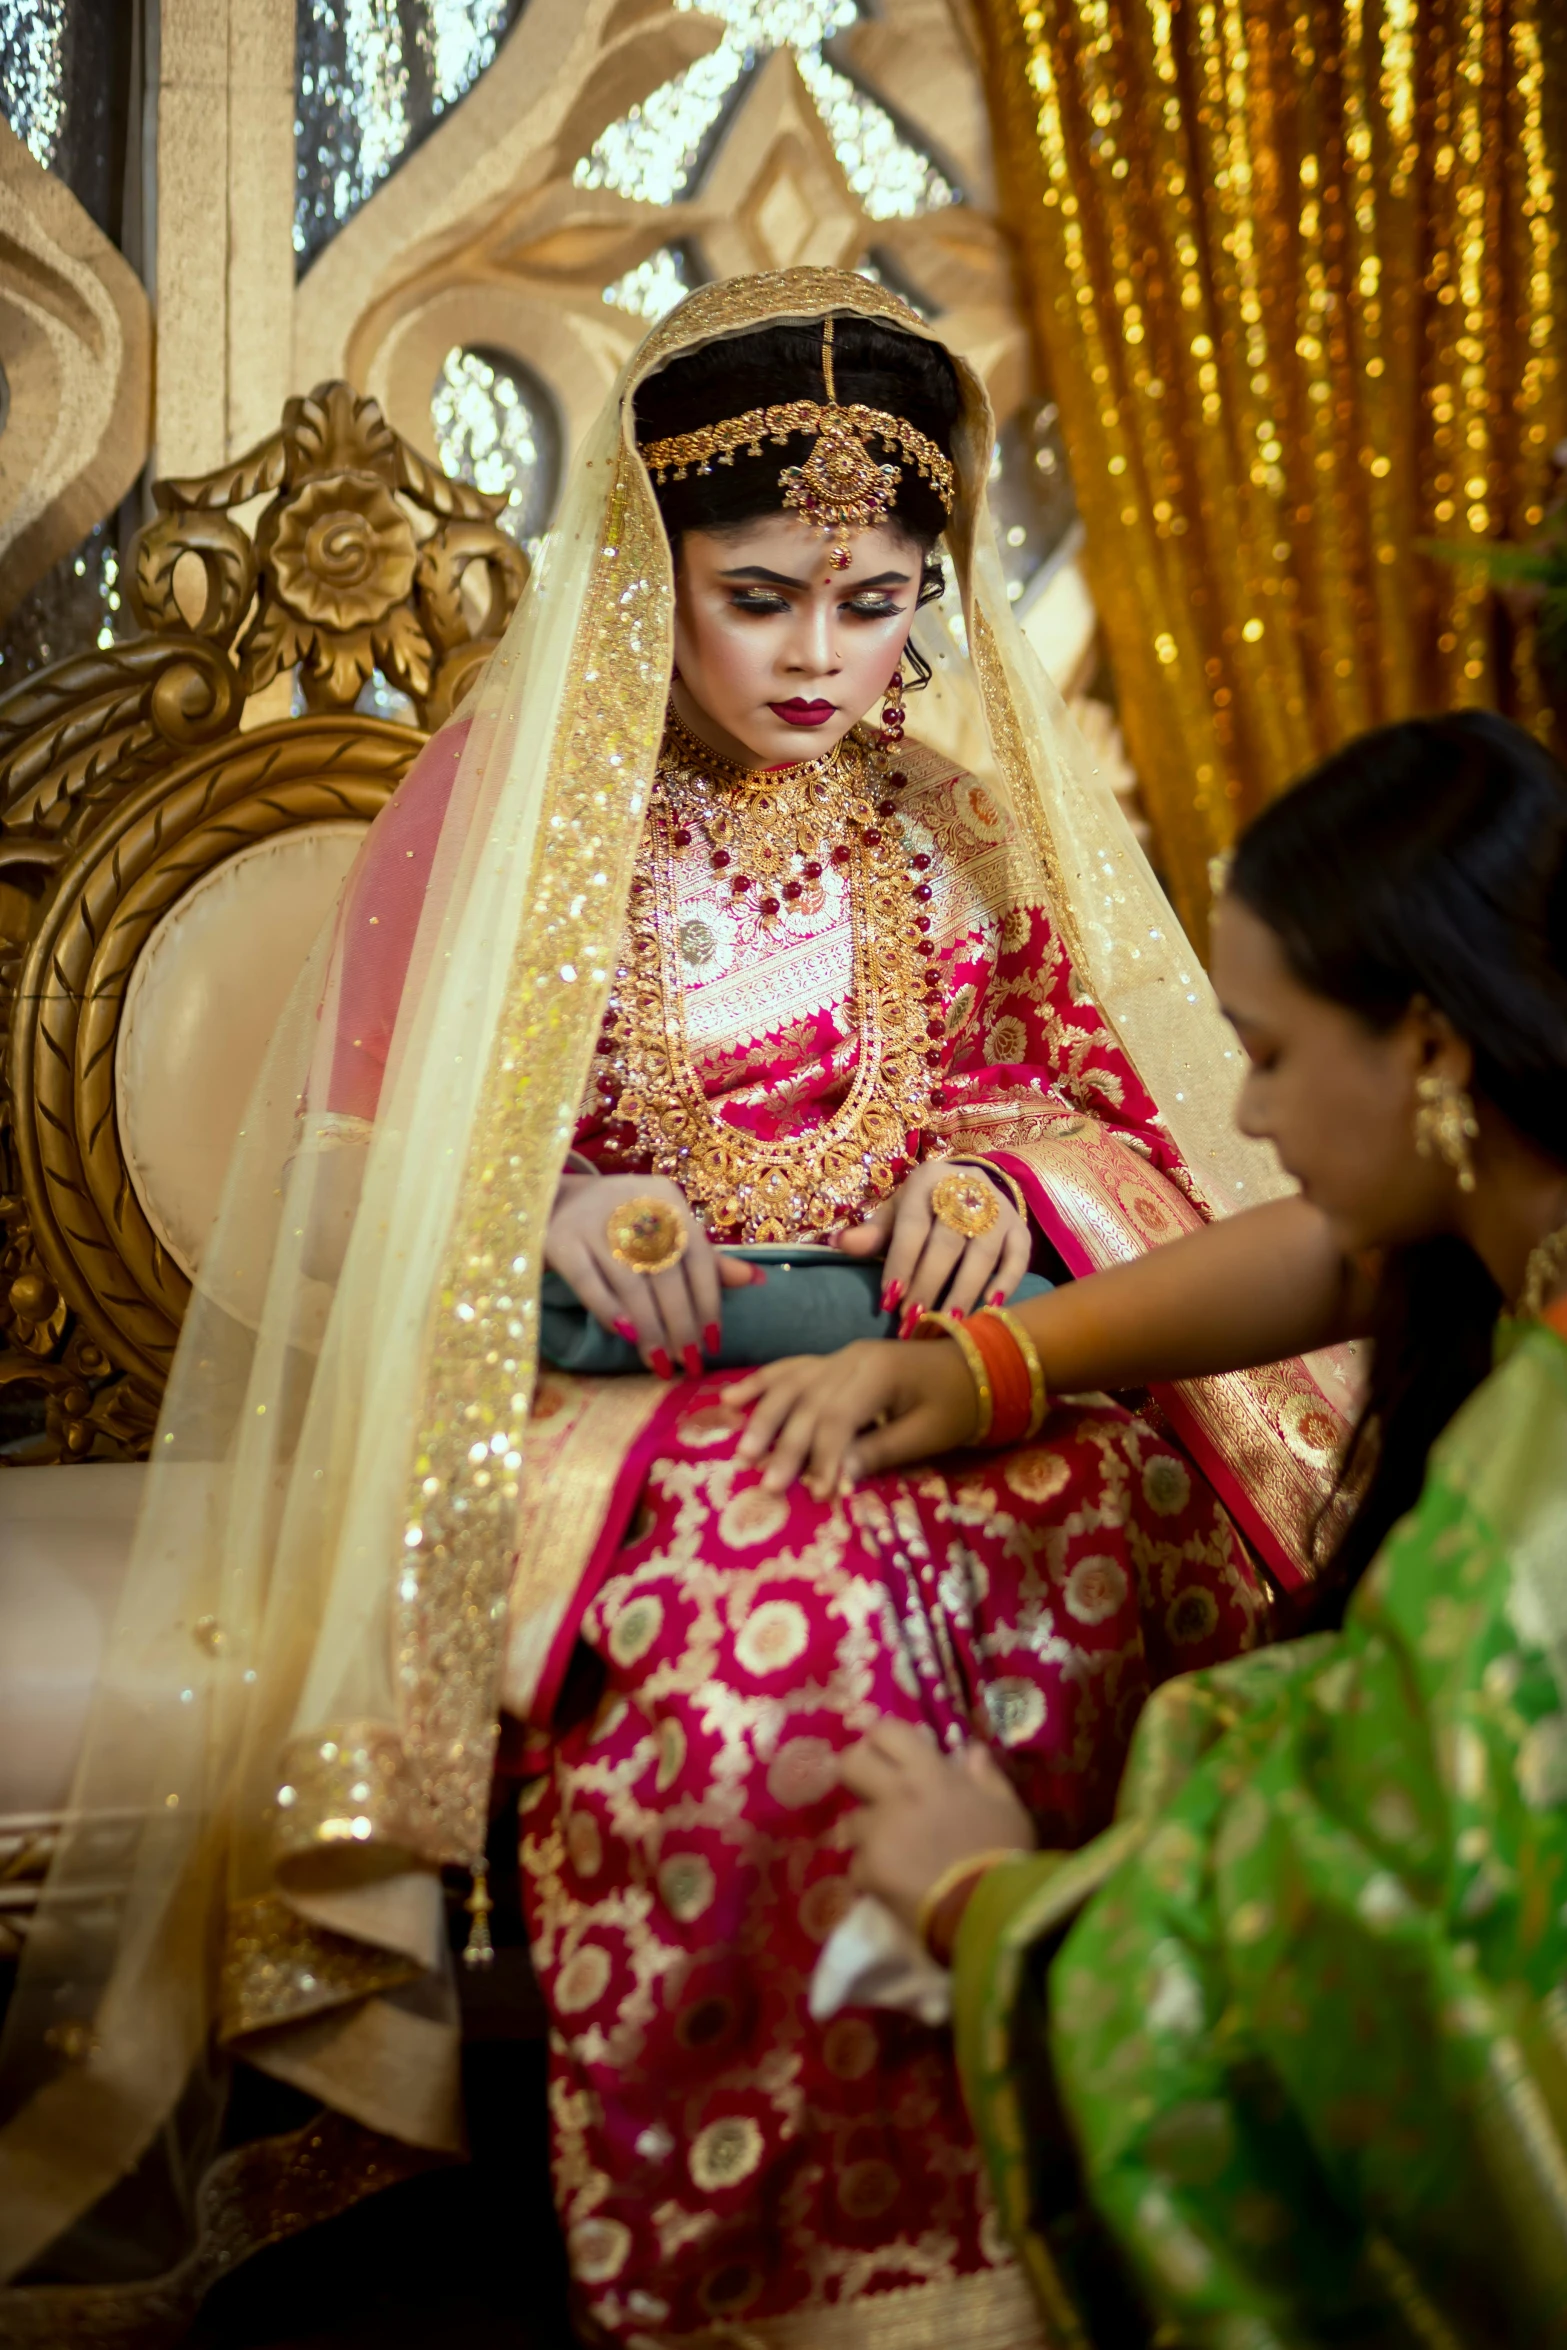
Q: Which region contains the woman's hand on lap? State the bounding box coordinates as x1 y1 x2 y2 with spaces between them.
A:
726 1335 979 1497
838 1722 1036 1940
545 1172 755 1375
836 1160 1030 1332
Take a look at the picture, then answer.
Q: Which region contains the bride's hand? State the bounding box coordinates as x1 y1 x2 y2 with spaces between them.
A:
835 1160 1030 1334
545 1172 755 1377
726 1333 980 1498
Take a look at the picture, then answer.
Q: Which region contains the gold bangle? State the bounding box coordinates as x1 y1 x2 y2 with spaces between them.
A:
946 1157 1028 1227
911 1309 993 1442
913 1847 1028 1959
983 1305 1049 1438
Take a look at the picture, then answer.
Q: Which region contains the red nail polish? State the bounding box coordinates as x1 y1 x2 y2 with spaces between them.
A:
881 1278 903 1314
898 1304 922 1341
682 1344 703 1380
949 1305 965 1323
650 1348 673 1380
750 1267 768 1286
703 1322 721 1356
613 1318 639 1344
989 1290 1006 1310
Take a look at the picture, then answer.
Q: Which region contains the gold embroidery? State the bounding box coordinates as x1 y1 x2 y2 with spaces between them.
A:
506 1370 668 1718
399 450 672 1864
967 603 1085 975
0 2112 432 2345
606 712 938 1241
271 1719 423 1869
221 1891 420 2039
688 2114 766 2192
641 2264 1050 2349
629 267 946 409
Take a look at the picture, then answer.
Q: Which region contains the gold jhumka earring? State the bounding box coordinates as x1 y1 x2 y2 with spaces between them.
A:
1413 1069 1479 1194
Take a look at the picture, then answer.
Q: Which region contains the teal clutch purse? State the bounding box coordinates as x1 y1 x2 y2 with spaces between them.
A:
540 1244 1056 1374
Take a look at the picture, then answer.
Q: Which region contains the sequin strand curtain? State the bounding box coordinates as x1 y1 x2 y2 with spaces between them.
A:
978 0 1567 943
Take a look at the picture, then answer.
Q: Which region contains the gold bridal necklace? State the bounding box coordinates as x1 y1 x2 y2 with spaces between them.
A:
594 707 946 1243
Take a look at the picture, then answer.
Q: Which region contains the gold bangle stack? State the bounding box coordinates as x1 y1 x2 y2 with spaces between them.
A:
911 1309 993 1442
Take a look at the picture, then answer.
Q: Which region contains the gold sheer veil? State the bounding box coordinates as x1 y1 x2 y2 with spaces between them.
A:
0 270 1287 2291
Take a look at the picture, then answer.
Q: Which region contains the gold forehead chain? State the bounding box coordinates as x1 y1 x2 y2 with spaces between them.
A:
638 316 956 571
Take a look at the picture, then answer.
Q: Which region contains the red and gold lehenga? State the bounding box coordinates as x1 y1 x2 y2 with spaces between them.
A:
0 272 1344 2349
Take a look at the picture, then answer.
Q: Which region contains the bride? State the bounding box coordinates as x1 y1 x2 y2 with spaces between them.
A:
0 272 1344 2347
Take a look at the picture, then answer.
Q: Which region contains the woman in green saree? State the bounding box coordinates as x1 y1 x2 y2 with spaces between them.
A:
729 710 1567 2346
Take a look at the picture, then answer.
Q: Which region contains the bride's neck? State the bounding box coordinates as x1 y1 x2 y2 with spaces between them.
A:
668 678 771 769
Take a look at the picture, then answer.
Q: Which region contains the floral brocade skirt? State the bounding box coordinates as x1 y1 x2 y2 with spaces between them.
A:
519 1382 1264 2349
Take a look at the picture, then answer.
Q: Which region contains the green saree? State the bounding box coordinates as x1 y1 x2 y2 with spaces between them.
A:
954 1303 1567 2349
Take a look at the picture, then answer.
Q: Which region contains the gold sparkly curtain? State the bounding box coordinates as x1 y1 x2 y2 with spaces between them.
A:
978 0 1567 941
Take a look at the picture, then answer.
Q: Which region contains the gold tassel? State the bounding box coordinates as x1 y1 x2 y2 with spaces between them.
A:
462 1858 494 1970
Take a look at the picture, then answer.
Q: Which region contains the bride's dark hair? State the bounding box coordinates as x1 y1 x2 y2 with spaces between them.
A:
636 313 962 667
1229 710 1567 1626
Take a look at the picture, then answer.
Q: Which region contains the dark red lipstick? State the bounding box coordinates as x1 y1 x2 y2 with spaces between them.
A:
769 698 836 727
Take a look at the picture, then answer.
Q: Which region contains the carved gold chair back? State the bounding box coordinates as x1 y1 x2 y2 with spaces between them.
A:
0 384 523 1464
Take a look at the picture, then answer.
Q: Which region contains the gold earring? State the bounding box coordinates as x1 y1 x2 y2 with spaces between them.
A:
1413 1070 1479 1193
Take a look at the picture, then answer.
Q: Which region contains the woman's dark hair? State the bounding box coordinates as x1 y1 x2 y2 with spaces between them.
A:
1229 709 1567 1625
636 315 961 677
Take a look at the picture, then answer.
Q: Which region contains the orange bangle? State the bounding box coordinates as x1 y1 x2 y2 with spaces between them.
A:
962 1311 1034 1448
984 1306 1048 1438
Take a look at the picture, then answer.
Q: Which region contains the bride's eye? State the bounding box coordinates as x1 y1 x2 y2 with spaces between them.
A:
844 595 903 619
729 589 789 615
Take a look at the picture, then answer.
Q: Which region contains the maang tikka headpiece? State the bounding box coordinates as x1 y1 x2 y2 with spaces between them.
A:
638 316 957 570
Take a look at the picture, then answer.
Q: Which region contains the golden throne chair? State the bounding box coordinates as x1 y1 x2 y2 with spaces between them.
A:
0 386 523 1958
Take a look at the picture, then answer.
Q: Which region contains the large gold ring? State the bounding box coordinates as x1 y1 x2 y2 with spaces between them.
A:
930 1169 1001 1240
606 1195 689 1276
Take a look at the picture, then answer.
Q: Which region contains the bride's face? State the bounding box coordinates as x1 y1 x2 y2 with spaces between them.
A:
670 512 921 768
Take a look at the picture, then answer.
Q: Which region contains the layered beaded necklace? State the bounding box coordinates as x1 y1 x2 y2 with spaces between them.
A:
599 708 947 1242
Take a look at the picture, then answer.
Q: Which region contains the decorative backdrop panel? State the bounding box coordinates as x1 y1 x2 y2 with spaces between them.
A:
980 0 1567 938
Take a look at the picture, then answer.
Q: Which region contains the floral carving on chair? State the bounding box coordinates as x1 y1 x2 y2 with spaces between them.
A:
131 381 529 725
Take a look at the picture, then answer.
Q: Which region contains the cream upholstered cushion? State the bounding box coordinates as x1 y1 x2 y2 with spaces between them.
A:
116 822 368 1281
0 1464 146 1816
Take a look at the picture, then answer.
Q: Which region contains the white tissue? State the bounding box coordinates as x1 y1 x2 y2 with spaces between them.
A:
808 1893 953 2027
